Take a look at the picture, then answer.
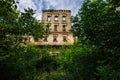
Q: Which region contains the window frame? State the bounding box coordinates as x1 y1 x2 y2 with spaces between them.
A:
63 35 67 42
54 25 57 31
54 16 58 21
62 16 66 22
47 15 51 21
53 35 58 42
44 37 48 42
63 25 66 31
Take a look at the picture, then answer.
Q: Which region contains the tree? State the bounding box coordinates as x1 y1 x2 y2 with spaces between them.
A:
0 0 19 57
17 8 44 38
0 0 46 80
72 0 120 47
72 0 120 79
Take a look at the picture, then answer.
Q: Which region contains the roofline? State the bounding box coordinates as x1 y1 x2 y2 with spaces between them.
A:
42 9 71 12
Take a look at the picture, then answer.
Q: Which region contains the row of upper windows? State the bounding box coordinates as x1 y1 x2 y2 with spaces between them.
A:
44 24 67 32
47 15 66 22
54 25 66 31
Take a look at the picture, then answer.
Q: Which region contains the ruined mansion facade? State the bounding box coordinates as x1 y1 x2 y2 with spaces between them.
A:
31 10 75 46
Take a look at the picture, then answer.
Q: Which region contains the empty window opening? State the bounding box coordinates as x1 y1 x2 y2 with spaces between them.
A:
63 36 67 42
55 16 58 21
63 25 66 31
53 35 57 42
54 25 57 31
44 37 48 42
62 16 66 21
47 16 51 21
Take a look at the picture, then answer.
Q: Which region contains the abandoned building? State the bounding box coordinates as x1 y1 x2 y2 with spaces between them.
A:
30 10 75 46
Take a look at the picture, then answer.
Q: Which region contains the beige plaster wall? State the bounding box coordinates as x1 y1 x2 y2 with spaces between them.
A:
32 10 75 46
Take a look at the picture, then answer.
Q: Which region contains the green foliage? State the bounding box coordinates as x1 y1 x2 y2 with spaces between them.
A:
1 0 120 80
0 0 46 80
71 0 120 80
0 44 36 80
56 43 98 80
16 8 44 38
0 44 59 80
72 0 120 47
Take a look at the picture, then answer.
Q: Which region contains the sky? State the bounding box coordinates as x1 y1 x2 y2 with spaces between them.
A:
17 0 84 20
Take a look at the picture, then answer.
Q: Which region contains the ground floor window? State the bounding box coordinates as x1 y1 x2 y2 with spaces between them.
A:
63 36 67 42
53 35 57 42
